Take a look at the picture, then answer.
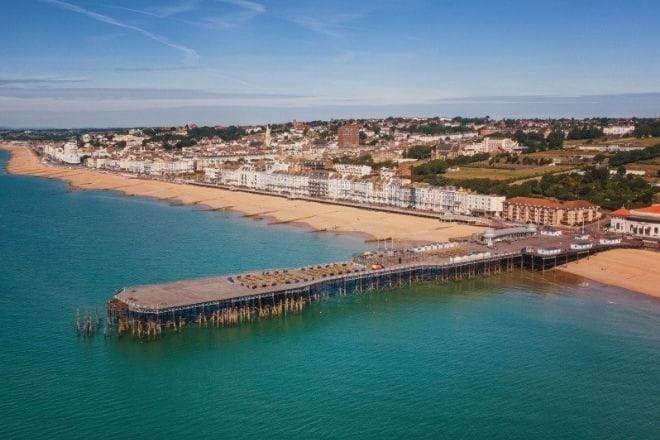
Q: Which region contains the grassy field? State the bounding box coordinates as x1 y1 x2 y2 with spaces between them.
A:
443 165 575 181
637 156 660 166
564 136 660 148
626 156 660 183
525 149 590 159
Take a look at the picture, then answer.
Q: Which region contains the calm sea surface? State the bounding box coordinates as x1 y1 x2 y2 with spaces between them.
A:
1 150 659 439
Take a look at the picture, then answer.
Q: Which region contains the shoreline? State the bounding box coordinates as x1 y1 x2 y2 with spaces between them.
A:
4 144 659 300
0 143 483 244
556 248 660 299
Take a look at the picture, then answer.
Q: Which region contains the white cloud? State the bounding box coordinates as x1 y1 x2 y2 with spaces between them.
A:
107 0 200 19
40 0 199 62
284 15 341 38
201 0 265 28
278 11 363 39
152 0 200 17
217 0 265 14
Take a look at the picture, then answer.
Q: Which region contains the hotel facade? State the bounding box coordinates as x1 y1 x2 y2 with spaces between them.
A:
503 197 601 226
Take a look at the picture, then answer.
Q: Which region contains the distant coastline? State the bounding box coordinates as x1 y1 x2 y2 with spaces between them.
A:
0 143 482 244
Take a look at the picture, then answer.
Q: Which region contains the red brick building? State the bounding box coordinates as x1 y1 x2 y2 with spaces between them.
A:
338 123 360 148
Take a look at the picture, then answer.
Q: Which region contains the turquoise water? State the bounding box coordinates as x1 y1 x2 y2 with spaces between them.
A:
1 149 659 439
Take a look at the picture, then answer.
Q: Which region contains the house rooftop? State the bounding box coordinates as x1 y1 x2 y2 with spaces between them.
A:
506 197 597 210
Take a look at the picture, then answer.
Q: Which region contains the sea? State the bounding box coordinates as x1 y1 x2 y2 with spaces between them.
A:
1 149 659 439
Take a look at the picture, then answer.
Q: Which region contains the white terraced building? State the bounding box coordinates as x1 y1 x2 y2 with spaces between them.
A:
44 141 81 164
88 157 194 175
413 186 505 215
205 166 504 216
602 125 635 136
334 164 373 177
462 137 520 156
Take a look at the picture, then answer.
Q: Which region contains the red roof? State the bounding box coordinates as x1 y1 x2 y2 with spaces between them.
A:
562 200 597 209
632 205 660 215
612 204 660 217
611 208 630 217
505 197 561 208
505 197 597 210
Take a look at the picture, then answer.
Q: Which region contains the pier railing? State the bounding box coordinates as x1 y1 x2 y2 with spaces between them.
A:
104 241 633 340
120 251 523 316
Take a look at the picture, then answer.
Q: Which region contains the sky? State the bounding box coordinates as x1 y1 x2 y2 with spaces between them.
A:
1 0 659 127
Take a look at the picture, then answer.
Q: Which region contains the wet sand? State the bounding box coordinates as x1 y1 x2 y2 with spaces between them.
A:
0 143 483 243
558 248 660 298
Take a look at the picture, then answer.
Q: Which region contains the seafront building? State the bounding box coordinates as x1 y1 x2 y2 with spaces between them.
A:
610 205 660 240
87 157 196 176
37 116 643 224
44 141 80 164
334 164 372 177
503 197 601 226
205 165 505 216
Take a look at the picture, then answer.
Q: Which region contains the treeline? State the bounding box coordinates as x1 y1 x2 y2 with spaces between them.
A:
332 153 395 169
412 153 490 178
451 117 490 125
149 132 197 150
187 126 245 141
513 129 564 152
633 120 660 138
489 154 553 166
1 130 78 142
404 145 432 159
449 152 491 165
451 168 656 210
566 126 603 140
609 144 660 167
144 125 246 149
405 123 472 135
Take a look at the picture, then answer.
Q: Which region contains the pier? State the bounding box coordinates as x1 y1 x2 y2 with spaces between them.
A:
104 228 635 339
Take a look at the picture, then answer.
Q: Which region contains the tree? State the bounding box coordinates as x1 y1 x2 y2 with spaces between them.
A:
513 130 563 152
609 145 660 167
546 129 565 149
404 145 432 160
412 159 449 179
566 126 603 140
451 168 657 209
633 120 660 137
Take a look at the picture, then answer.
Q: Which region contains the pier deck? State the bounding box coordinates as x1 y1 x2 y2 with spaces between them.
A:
113 233 626 317
117 261 364 310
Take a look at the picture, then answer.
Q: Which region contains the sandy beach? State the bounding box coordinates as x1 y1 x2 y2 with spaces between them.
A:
558 248 660 298
0 143 483 243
